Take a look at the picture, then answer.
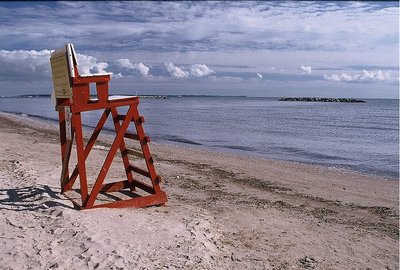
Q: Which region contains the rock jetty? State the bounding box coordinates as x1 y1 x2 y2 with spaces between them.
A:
139 95 168 99
279 97 365 103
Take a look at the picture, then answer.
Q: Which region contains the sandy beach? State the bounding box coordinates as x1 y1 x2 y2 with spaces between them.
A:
0 111 398 270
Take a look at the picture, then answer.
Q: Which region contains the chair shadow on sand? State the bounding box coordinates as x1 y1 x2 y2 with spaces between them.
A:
0 184 75 211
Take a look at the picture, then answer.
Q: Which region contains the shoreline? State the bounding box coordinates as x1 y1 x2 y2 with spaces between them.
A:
0 111 398 269
0 111 398 206
1 110 397 180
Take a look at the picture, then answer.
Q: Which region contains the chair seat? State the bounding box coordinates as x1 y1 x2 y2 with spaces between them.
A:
90 95 138 102
108 95 137 100
80 72 113 77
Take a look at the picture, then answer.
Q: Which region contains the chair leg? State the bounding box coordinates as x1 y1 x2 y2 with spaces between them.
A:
73 112 89 206
58 110 69 189
60 131 74 190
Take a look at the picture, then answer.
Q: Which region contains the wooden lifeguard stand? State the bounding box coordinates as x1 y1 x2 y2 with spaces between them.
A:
50 43 167 209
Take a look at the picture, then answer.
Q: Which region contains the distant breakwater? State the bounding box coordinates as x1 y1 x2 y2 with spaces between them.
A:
138 95 168 99
279 97 365 103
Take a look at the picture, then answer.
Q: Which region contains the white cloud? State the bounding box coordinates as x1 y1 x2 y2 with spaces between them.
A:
112 72 123 79
117 58 135 69
324 69 398 84
117 59 150 76
301 65 312 75
165 63 214 78
165 63 189 78
190 64 214 77
256 73 263 79
0 49 52 80
0 49 112 81
75 53 110 74
135 62 150 76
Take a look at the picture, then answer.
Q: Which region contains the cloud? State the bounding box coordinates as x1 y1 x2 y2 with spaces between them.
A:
117 59 150 76
323 69 398 84
301 65 312 75
117 58 135 69
0 2 398 98
0 49 112 81
1 2 397 55
0 49 52 80
164 63 215 78
135 62 150 76
112 72 123 79
190 64 214 77
75 53 110 74
165 63 189 78
256 73 263 79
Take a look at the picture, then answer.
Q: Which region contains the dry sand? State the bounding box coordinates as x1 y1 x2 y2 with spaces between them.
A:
0 112 398 269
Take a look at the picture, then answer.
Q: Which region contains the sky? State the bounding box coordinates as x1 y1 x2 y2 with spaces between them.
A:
0 1 399 98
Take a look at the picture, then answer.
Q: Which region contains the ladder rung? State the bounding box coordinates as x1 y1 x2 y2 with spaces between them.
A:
124 132 139 140
143 136 151 143
135 116 145 125
101 180 130 192
117 115 145 125
129 165 151 178
124 132 150 144
116 114 126 121
126 148 144 158
131 179 155 194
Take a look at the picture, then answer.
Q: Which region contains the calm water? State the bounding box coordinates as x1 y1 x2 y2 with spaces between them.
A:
0 96 398 179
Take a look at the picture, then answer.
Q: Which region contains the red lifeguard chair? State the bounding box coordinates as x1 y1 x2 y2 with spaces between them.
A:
50 43 167 209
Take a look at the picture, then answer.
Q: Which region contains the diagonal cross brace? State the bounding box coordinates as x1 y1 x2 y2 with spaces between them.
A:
84 104 137 208
63 109 111 191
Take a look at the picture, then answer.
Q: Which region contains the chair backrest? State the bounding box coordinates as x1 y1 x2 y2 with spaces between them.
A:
50 43 78 99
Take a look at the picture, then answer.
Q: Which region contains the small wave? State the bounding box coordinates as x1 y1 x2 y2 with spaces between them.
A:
0 110 58 123
323 124 398 131
278 146 353 161
213 144 256 152
161 135 202 146
0 110 103 132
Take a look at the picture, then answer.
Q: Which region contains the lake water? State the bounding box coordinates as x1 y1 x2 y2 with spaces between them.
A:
0 96 398 179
